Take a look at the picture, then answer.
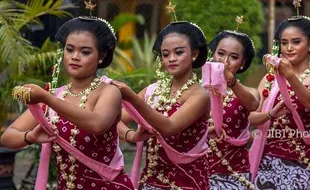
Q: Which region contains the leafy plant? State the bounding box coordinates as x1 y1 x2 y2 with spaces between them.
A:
171 0 266 81
111 13 145 33
105 32 158 93
0 0 75 126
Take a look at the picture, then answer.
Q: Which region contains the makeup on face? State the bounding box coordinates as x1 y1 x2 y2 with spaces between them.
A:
213 37 245 74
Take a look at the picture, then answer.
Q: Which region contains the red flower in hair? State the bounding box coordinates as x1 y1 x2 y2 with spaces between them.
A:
262 89 269 98
266 74 275 82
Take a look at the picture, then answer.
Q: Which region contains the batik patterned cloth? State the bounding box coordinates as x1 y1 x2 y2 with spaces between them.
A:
139 103 209 190
54 116 134 190
255 85 310 190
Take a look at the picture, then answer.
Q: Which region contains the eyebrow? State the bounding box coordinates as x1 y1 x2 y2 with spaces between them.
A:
65 44 93 49
162 46 186 52
218 49 239 55
281 37 302 41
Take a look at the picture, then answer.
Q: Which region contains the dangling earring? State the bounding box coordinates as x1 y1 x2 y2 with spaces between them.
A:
99 60 103 64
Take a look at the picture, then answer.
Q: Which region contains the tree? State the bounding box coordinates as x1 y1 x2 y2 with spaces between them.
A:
171 0 266 81
0 0 74 126
171 0 265 50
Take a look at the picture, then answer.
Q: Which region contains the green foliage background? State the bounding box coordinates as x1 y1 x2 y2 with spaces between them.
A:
171 0 266 81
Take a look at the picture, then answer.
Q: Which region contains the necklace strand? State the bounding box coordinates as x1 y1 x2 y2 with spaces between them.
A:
270 67 310 169
51 77 101 190
140 73 197 189
207 88 255 190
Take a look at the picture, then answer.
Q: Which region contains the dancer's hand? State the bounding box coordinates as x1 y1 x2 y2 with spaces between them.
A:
277 55 295 79
207 125 216 138
269 100 290 119
23 84 49 104
27 124 58 144
111 80 135 101
208 124 228 142
128 128 155 143
223 62 236 85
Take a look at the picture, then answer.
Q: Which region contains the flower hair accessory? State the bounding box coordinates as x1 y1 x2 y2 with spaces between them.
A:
261 41 279 98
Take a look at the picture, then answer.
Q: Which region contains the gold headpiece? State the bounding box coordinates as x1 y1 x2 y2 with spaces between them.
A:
293 0 302 17
166 1 177 22
288 0 310 21
224 16 255 51
12 86 31 104
84 0 96 16
165 1 206 39
79 1 116 39
235 15 244 31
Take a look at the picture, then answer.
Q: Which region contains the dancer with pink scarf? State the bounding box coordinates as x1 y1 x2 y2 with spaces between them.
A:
202 28 259 189
114 21 210 190
249 14 310 190
0 16 134 189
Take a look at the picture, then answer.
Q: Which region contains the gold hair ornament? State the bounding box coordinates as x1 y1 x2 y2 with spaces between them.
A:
288 0 310 21
12 86 31 104
166 1 177 21
84 0 96 16
235 15 244 31
165 1 206 39
224 15 255 51
80 1 116 40
293 0 302 17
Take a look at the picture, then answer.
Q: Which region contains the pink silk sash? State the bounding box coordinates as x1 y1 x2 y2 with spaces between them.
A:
249 54 310 182
202 62 250 146
32 76 124 190
202 62 226 137
124 82 209 188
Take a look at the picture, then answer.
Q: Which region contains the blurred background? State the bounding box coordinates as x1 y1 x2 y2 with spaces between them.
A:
0 0 308 189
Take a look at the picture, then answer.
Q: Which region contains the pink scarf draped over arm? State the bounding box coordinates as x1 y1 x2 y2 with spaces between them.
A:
123 81 209 188
202 62 250 146
32 76 124 190
249 54 310 182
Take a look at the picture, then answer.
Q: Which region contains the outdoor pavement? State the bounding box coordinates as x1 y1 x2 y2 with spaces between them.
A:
13 150 35 189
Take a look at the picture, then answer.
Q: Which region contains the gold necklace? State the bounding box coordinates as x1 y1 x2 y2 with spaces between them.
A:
208 88 255 190
147 73 197 116
139 74 197 190
67 78 101 97
51 77 101 189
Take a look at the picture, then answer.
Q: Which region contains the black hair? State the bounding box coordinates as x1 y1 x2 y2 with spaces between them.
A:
153 21 208 68
209 31 255 73
55 17 116 68
274 16 310 55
